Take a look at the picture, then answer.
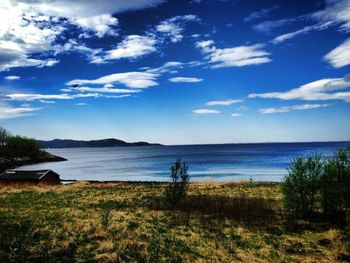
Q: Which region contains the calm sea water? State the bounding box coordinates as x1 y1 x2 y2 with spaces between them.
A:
18 142 349 182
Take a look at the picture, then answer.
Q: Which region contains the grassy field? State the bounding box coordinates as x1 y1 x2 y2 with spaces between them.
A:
0 181 349 262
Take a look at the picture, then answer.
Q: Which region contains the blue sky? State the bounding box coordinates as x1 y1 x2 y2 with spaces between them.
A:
0 0 349 145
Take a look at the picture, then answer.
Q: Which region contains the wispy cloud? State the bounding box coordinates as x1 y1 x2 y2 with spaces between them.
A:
193 109 221 115
206 99 243 106
7 93 74 101
249 76 350 103
231 113 242 117
0 103 41 120
272 22 332 44
257 0 350 44
67 72 159 89
4 75 20 80
244 5 278 22
169 77 203 83
260 104 329 114
6 92 131 102
39 100 55 104
324 38 350 68
312 0 350 31
155 15 200 43
145 61 184 74
196 40 271 68
66 86 141 94
253 18 298 33
145 60 203 74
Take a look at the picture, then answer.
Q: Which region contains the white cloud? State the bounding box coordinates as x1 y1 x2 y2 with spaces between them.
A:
75 103 88 106
105 35 156 60
249 76 350 103
193 109 221 115
253 18 298 33
0 0 165 71
67 72 159 89
312 0 350 31
258 1 350 44
39 100 55 104
206 99 243 106
4 75 20 80
244 6 278 22
145 60 203 74
7 93 74 101
156 15 200 43
272 22 332 44
196 40 271 68
68 86 141 94
74 14 118 38
58 39 105 64
6 92 131 102
24 0 166 18
0 1 64 71
231 113 242 117
324 38 350 68
169 77 203 83
0 47 59 71
260 104 329 114
0 103 41 120
146 61 184 74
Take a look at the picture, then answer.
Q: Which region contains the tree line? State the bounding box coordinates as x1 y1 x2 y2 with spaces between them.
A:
0 127 42 158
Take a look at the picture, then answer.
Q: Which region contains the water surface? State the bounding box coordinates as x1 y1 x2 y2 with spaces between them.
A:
18 142 349 182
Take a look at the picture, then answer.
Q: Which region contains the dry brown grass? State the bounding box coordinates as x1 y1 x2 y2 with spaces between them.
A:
0 181 349 262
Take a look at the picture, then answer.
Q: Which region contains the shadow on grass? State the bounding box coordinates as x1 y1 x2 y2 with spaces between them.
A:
151 194 279 221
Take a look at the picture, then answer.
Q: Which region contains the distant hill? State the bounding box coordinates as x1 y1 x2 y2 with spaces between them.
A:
38 138 162 148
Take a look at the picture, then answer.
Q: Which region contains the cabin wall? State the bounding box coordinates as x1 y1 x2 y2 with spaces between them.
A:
0 179 38 185
39 172 60 185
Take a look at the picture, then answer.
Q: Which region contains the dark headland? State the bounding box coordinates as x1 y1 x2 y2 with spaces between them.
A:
38 138 163 148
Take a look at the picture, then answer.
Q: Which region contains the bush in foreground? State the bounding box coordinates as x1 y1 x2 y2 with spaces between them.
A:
165 158 190 207
321 147 350 215
282 146 350 218
282 154 323 216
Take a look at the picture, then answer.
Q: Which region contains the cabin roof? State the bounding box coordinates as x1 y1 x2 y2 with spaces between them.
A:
0 169 57 180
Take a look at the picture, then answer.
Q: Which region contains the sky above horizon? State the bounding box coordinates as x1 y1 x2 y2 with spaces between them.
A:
0 0 350 145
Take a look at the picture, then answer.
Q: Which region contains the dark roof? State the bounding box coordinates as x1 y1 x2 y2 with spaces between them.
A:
0 170 58 181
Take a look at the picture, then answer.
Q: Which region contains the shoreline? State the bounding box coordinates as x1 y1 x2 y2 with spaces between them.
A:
0 153 67 173
60 179 281 185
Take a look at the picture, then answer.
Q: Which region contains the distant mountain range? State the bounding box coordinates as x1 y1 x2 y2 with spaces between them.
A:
38 139 162 148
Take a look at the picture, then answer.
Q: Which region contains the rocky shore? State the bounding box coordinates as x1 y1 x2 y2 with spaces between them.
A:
0 153 67 173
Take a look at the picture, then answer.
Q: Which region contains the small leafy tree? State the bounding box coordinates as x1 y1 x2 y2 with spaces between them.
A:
320 147 350 215
0 127 10 148
282 154 323 216
165 158 190 207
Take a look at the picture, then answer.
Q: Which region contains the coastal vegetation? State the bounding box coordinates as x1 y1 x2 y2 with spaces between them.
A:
0 127 66 173
282 147 350 218
165 158 190 207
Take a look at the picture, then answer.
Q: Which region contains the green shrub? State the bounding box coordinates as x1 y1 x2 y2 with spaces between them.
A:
165 158 190 207
282 154 323 216
320 147 350 215
5 136 42 158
